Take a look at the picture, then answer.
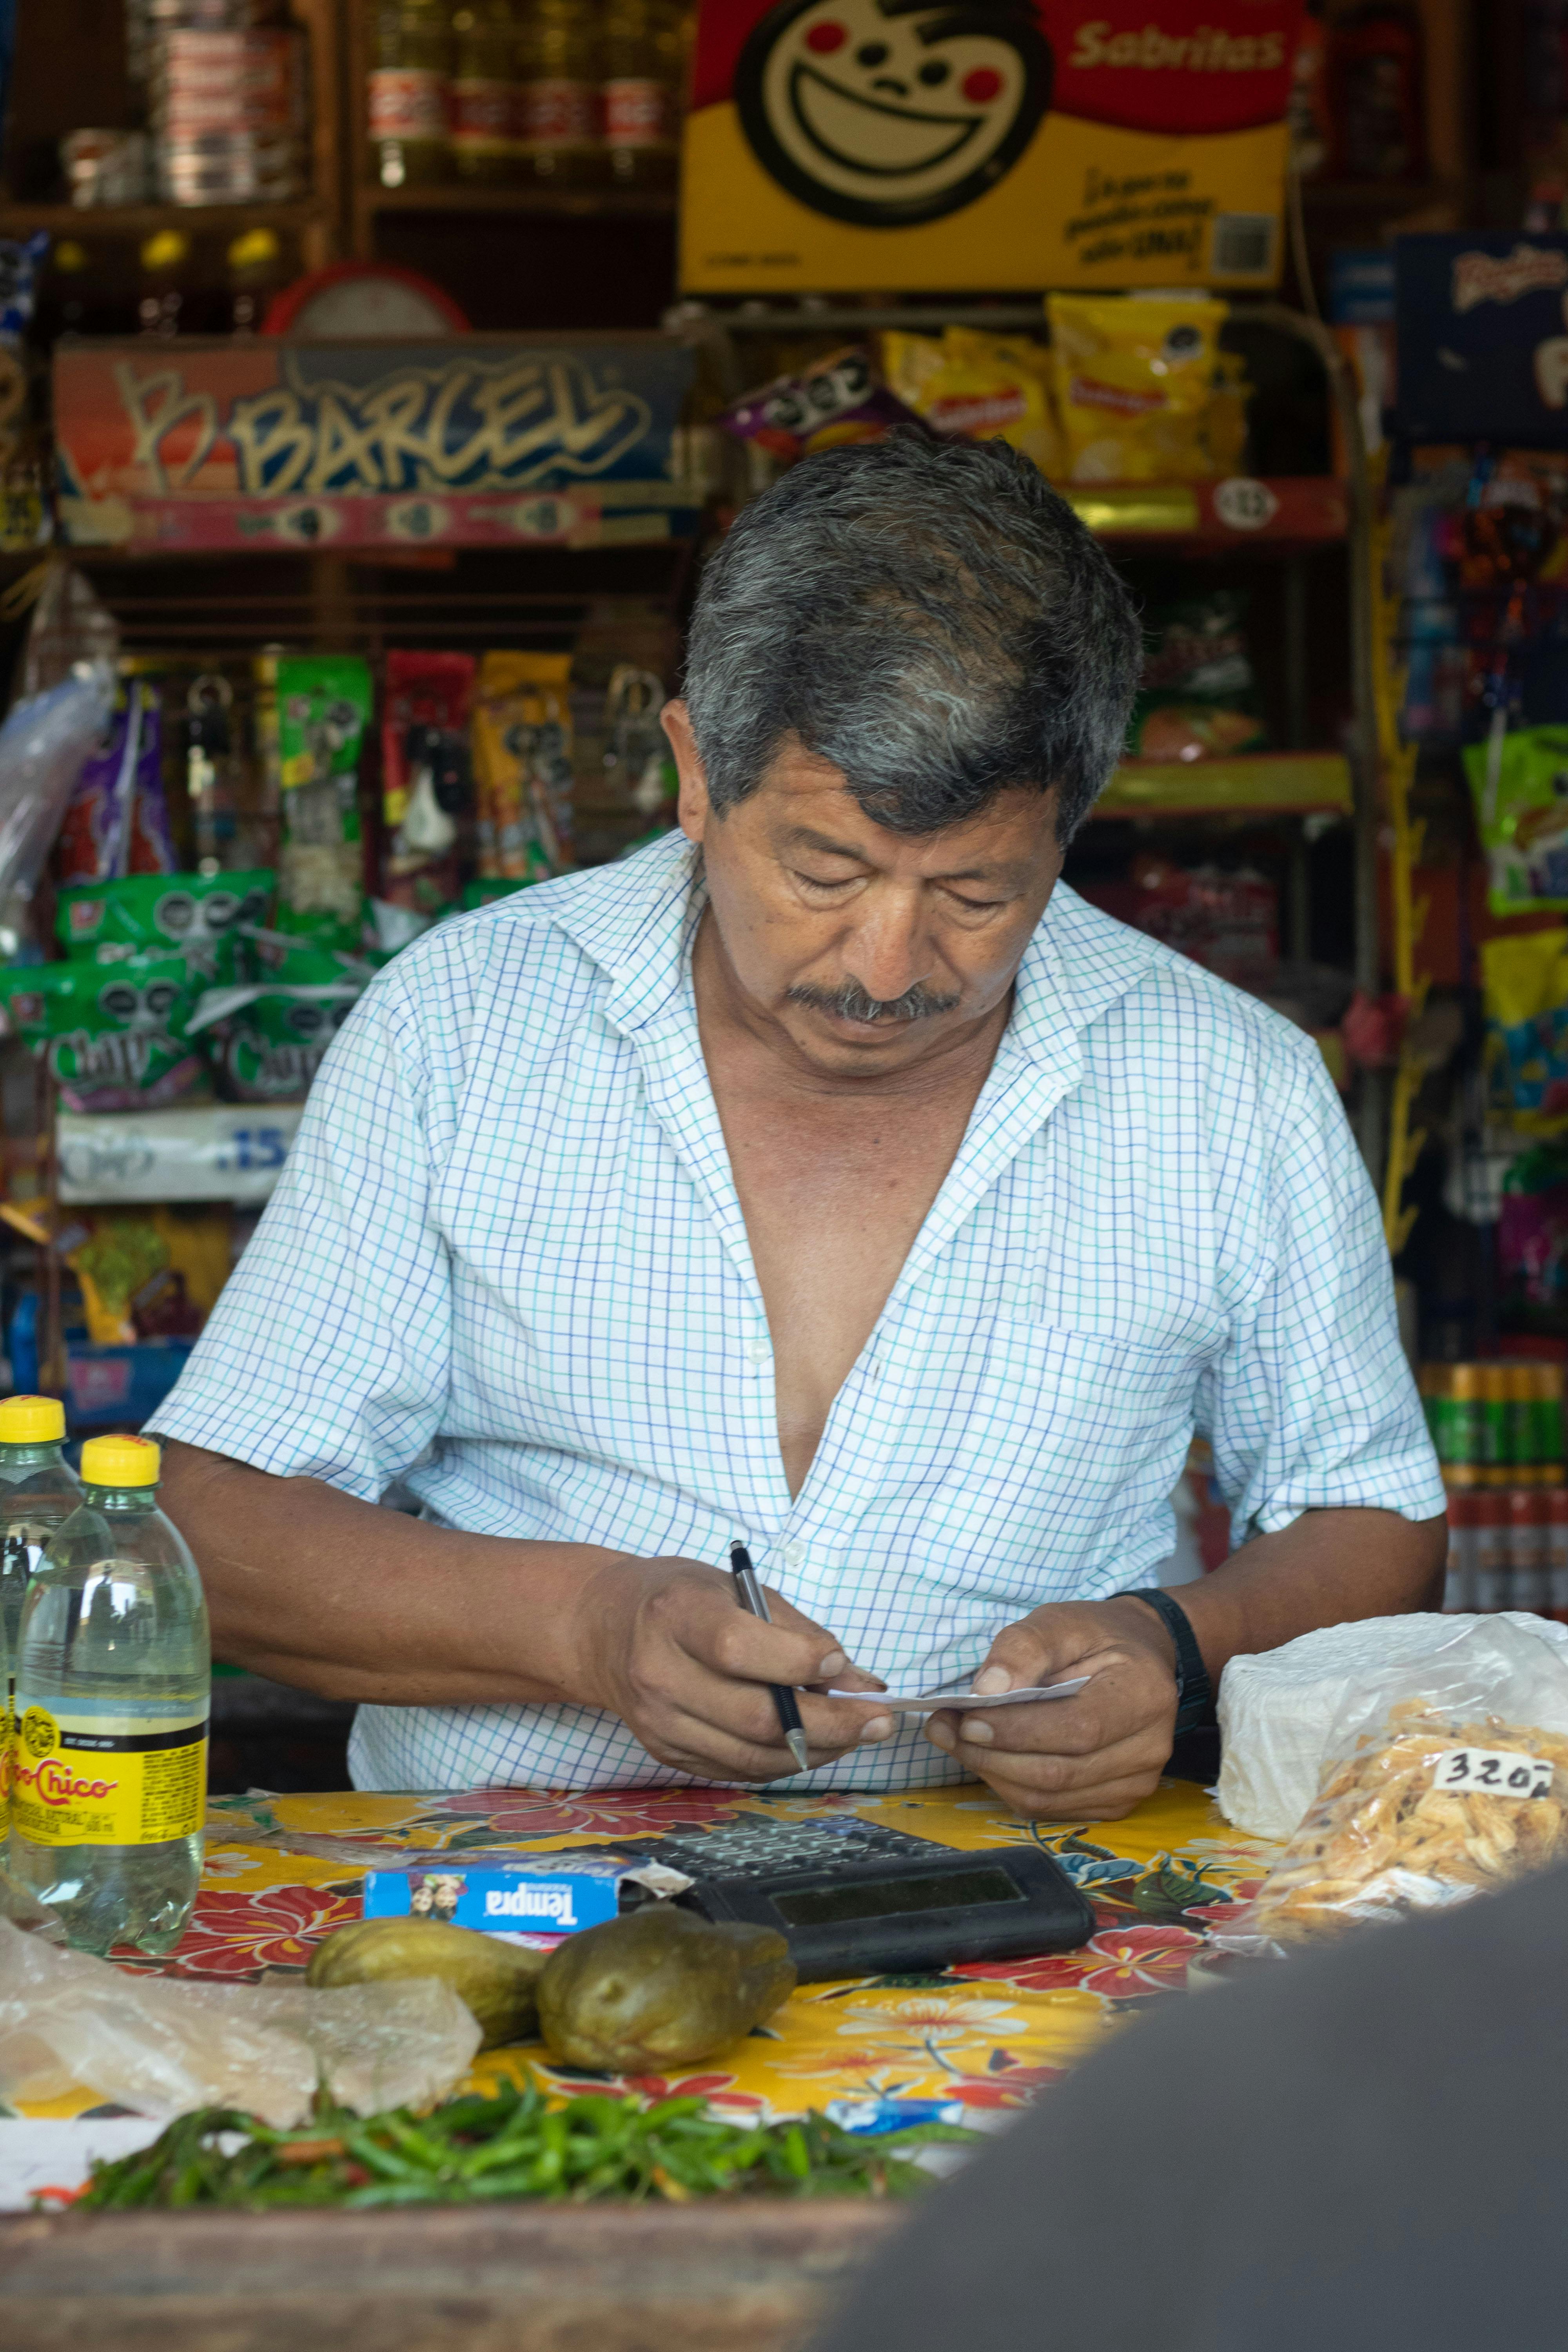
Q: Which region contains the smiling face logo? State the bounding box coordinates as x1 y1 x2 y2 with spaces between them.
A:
736 0 1051 229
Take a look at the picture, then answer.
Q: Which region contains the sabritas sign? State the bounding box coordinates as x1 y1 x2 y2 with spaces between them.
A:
680 0 1302 292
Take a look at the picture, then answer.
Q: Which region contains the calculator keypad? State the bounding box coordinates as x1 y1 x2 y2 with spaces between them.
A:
640 1819 944 1883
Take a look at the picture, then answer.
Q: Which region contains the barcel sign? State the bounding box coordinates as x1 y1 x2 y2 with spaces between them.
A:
681 0 1303 292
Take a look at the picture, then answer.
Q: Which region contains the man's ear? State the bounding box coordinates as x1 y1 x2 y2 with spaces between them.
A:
662 701 713 844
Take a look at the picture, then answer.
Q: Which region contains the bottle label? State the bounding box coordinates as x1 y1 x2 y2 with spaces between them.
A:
11 1705 208 1848
519 78 599 149
368 68 449 142
452 76 511 151
603 77 670 149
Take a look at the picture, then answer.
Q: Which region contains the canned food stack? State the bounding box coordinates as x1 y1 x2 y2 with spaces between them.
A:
149 7 309 205
1423 1360 1568 1619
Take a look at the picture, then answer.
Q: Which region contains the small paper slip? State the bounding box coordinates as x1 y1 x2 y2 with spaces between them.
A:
826 1675 1091 1715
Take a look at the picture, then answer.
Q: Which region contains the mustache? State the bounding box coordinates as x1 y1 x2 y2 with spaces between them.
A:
786 978 962 1025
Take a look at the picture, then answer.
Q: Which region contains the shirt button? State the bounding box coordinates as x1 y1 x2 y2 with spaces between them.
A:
746 1338 770 1367
783 1541 804 1568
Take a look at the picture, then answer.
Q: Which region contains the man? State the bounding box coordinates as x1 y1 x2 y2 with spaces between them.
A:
155 435 1445 1812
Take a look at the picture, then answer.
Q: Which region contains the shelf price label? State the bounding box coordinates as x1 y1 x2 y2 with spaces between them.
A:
1213 477 1281 532
1432 1747 1554 1800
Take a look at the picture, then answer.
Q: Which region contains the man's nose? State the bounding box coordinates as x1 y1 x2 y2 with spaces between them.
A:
842 900 936 1003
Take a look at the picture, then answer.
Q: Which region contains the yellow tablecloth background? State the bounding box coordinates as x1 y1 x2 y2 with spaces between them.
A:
13 1778 1281 2124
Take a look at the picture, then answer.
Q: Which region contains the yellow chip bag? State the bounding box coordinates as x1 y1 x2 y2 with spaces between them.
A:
881 327 1064 477
472 652 573 882
1046 295 1232 484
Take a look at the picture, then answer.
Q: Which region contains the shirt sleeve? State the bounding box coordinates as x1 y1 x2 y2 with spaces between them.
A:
151 960 451 1503
1199 1031 1445 1543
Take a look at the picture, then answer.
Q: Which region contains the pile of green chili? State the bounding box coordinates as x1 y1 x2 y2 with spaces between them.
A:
67 2082 978 2211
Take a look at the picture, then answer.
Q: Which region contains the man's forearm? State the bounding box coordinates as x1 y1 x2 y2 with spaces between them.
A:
1141 1505 1447 1688
160 1441 619 1704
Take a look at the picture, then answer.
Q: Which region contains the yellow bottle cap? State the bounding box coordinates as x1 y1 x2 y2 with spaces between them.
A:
0 1394 65 1443
80 1434 160 1487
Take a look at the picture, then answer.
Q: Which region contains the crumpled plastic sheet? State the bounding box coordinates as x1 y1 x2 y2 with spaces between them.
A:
0 1919 483 2128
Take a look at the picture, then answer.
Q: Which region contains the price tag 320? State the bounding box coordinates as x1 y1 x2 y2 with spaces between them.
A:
1433 1747 1554 1800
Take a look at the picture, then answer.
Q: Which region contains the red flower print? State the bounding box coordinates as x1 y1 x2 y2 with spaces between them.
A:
952 1950 1111 1994
1073 1923 1203 1996
418 1787 753 1843
137 1882 363 1980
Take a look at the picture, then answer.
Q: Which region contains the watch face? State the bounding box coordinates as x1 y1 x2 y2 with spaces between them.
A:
735 0 1052 230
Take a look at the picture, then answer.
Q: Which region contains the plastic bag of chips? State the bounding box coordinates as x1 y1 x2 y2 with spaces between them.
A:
722 346 925 463
1046 294 1237 483
54 677 177 887
880 327 1064 475
1482 928 1568 1132
472 653 572 883
381 650 476 922
1463 725 1568 916
0 947 205 1112
57 869 272 982
188 933 375 1103
276 655 372 953
1128 592 1267 760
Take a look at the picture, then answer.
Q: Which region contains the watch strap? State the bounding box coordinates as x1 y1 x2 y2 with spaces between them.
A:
1127 1587 1215 1733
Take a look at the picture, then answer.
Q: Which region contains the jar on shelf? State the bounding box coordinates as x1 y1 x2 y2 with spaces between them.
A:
515 0 604 187
451 0 517 182
600 0 679 189
368 0 453 187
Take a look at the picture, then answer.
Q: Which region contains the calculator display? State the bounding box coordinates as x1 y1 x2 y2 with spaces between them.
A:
772 1864 1023 1927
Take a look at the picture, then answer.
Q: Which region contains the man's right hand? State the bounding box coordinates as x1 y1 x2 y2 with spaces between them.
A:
574 1554 894 1780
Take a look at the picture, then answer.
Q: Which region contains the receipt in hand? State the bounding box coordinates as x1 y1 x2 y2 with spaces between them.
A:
826 1677 1090 1715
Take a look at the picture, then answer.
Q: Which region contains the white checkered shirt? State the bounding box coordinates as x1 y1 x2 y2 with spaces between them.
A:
157 831 1443 1793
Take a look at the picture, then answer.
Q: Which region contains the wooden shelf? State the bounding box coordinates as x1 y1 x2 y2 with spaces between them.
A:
1063 477 1348 548
0 200 329 239
357 183 677 220
1098 754 1354 820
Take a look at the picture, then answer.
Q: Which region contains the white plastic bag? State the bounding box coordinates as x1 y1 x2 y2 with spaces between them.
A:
0 1919 483 2126
1216 1616 1568 1953
0 661 115 958
1218 1612 1568 1840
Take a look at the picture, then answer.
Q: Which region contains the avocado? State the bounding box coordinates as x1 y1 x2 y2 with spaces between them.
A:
537 1905 796 2073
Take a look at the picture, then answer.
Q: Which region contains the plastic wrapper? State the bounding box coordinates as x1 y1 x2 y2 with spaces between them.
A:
722 346 926 462
1463 725 1568 916
381 650 475 921
472 652 572 882
0 946 204 1111
0 1918 483 2127
0 661 116 963
879 327 1063 475
54 678 175 886
1045 295 1240 484
189 933 374 1102
276 655 372 952
1481 927 1568 1132
1214 1616 1568 1953
1128 592 1266 761
57 868 272 981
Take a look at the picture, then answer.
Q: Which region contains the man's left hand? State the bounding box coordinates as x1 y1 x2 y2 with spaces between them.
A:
923 1595 1182 1821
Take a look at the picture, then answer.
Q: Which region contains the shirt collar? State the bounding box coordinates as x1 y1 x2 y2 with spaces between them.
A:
538 827 1159 1053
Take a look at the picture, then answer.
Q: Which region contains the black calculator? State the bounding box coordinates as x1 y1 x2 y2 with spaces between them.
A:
619 1813 1095 1983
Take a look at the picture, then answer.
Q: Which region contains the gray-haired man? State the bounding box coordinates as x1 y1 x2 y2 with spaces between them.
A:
154 436 1445 1811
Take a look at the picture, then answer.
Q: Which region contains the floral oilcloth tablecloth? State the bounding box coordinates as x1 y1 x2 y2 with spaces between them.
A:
12 1779 1282 2125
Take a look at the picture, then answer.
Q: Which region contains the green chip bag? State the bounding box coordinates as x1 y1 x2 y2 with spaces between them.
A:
190 936 377 1102
277 656 372 947
1464 726 1568 915
0 951 205 1112
58 870 274 979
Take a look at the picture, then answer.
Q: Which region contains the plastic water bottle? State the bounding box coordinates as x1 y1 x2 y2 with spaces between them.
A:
0 1394 83 1841
11 1434 209 1956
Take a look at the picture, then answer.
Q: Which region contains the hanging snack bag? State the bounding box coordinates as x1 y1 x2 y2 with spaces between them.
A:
1046 295 1233 484
54 677 176 887
276 655 373 953
0 948 203 1112
189 934 373 1104
472 653 573 883
381 651 476 922
880 327 1064 476
1463 725 1568 915
722 347 925 463
57 868 273 982
1482 929 1568 1132
1129 592 1268 761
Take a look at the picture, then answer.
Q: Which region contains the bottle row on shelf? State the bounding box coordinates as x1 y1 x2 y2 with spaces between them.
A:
1444 1486 1568 1621
1420 1361 1567 1485
369 0 690 191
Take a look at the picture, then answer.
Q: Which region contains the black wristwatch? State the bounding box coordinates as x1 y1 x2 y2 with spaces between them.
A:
1127 1588 1216 1733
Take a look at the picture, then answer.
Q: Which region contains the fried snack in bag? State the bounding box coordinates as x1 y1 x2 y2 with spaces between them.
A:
1046 295 1233 483
722 346 924 462
381 650 476 920
1218 1617 1568 1954
1128 592 1267 761
0 948 204 1112
880 327 1064 476
276 655 372 952
58 869 272 981
1481 928 1568 1132
471 652 573 882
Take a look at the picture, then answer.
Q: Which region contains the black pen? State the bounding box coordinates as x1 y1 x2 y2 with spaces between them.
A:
729 1541 810 1774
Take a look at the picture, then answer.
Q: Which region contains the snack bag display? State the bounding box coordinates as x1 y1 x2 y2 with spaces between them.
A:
1221 1617 1568 1950
1129 592 1267 760
1046 295 1237 483
57 869 272 980
59 1209 224 1348
880 327 1063 475
276 656 372 951
0 948 204 1112
472 653 573 883
722 347 925 462
189 933 378 1103
54 678 176 887
1482 929 1568 1131
381 651 477 922
1463 726 1568 915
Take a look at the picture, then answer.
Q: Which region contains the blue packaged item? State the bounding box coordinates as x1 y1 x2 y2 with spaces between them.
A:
363 1854 633 1939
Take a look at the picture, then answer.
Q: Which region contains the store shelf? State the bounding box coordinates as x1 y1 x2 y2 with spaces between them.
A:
57 1101 303 1207
0 200 330 239
1063 478 1348 547
1098 754 1354 820
357 184 677 220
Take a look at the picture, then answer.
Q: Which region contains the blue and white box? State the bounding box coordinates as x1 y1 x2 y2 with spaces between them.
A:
362 1853 634 1942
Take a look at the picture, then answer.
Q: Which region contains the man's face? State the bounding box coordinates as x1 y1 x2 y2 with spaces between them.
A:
666 704 1063 1080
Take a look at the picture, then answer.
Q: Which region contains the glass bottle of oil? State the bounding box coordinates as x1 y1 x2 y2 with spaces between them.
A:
515 0 604 186
11 1435 209 1957
369 0 452 188
452 0 517 181
600 0 678 188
